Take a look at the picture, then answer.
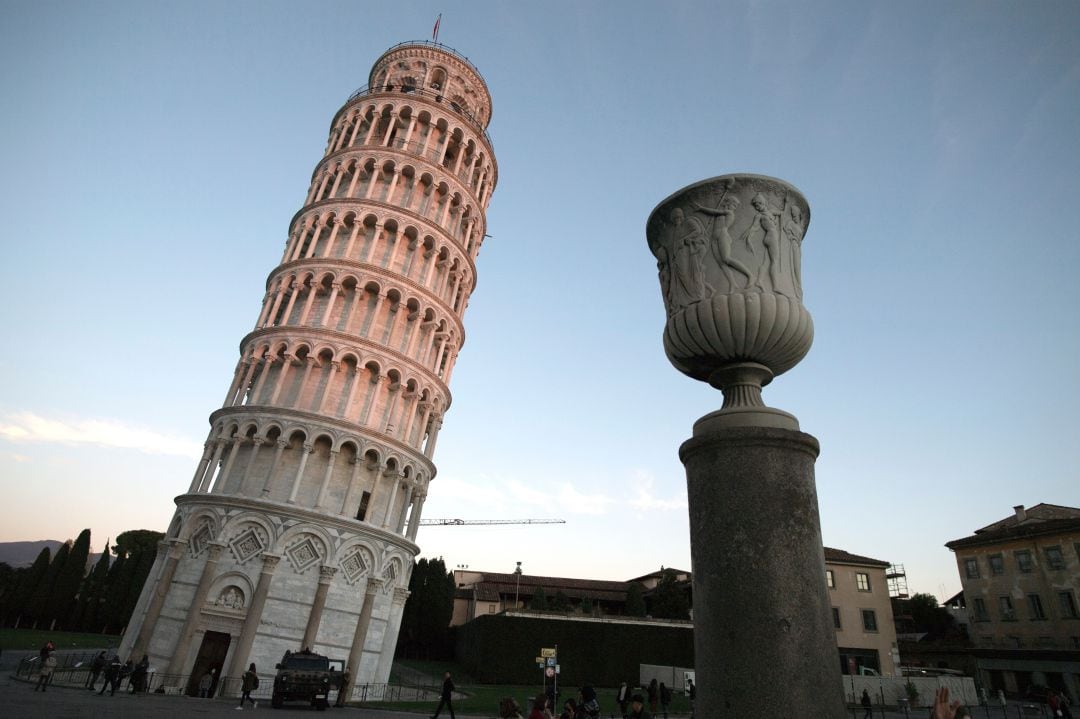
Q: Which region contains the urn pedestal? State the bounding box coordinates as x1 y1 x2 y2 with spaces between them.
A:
648 174 845 717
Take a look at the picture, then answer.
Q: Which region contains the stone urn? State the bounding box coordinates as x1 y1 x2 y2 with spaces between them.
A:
646 174 812 428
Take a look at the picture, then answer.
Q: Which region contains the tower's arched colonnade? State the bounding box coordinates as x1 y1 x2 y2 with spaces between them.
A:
119 41 497 697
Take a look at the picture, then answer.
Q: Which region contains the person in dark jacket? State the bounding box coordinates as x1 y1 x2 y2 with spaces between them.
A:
239 663 259 709
629 693 653 719
87 650 106 690
432 671 456 718
130 655 149 694
98 655 122 696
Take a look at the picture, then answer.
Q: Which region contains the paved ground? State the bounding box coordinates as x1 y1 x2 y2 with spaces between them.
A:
2 673 438 719
5 670 1057 719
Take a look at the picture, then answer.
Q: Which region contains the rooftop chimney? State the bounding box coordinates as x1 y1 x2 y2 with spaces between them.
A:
1014 505 1027 523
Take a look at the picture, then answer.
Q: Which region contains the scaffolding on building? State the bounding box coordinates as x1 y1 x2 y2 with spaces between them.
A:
886 563 909 599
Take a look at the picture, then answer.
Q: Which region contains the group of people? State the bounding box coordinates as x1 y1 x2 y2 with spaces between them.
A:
492 677 694 719
89 651 150 696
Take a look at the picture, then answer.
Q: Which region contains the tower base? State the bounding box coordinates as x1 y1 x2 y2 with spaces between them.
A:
679 424 846 717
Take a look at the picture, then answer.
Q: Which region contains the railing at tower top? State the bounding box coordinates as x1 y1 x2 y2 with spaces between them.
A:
346 83 494 151
374 40 488 91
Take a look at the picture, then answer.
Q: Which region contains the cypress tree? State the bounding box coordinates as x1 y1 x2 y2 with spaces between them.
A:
530 586 549 610
75 539 111 631
101 551 130 634
29 541 70 628
50 528 91 629
11 547 50 628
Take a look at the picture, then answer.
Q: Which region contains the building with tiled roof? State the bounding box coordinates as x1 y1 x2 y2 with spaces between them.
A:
945 504 1080 701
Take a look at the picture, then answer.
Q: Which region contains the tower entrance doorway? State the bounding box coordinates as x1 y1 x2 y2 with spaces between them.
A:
186 630 231 697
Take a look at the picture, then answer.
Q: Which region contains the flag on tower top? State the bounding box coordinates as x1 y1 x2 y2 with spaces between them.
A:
432 14 441 42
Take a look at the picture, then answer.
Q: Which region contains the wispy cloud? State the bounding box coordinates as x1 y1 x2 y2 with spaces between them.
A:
0 412 201 458
628 469 687 511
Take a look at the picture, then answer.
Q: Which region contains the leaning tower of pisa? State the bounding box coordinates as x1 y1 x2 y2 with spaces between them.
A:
119 41 497 696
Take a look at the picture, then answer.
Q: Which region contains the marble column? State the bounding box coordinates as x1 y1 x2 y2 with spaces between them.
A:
344 578 382 700
301 566 338 650
130 539 187 661
166 542 226 676
224 553 281 682
375 587 410 683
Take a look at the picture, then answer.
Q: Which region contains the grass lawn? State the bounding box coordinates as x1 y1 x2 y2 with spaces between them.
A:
0 628 120 651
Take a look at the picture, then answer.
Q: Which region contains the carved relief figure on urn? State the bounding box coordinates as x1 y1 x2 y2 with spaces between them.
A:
646 174 814 430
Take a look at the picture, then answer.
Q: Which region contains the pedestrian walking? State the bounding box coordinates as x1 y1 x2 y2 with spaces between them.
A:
199 668 216 698
431 670 456 719
616 681 630 718
335 664 351 707
647 679 658 715
861 688 873 719
659 682 671 719
34 651 57 691
130 655 149 694
686 678 695 719
98 655 122 696
87 650 106 690
237 663 259 710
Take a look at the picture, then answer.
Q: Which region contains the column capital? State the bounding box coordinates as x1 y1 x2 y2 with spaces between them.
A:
301 443 314 453
260 553 282 571
276 438 289 450
392 587 411 605
364 578 384 596
206 541 227 561
318 565 338 584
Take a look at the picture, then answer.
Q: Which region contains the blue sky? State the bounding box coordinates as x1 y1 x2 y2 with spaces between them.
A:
1 1 1078 602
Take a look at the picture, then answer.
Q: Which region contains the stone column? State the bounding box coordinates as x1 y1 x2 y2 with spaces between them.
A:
130 539 187 660
375 587 410 683
262 438 288 497
287 443 314 503
344 578 383 697
165 542 226 676
224 553 281 682
301 566 338 649
680 424 843 716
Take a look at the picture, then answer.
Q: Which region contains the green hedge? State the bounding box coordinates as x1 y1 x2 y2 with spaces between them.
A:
455 614 693 686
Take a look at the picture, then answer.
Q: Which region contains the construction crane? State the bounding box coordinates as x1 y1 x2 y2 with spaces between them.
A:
419 518 566 526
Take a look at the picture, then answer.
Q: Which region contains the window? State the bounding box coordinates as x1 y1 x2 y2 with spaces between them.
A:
856 572 871 592
999 596 1016 621
826 569 835 589
1027 593 1046 620
355 490 371 521
964 558 980 579
832 607 842 629
1059 591 1079 619
988 554 1004 575
973 597 989 621
1045 546 1065 570
1015 550 1033 573
862 609 878 632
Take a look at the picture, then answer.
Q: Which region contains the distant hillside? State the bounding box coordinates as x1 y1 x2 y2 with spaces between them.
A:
0 540 102 569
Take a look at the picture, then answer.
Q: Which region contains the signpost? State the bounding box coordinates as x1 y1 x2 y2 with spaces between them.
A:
539 645 558 704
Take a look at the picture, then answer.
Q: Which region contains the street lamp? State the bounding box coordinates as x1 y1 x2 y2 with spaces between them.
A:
514 561 522 609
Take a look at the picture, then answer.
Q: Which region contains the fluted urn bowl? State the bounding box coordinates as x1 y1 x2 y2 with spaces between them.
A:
646 174 813 408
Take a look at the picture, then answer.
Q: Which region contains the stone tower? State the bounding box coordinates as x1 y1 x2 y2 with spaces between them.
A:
120 41 497 696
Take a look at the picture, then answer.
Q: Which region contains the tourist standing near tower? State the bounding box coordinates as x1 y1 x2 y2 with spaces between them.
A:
118 40 497 698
